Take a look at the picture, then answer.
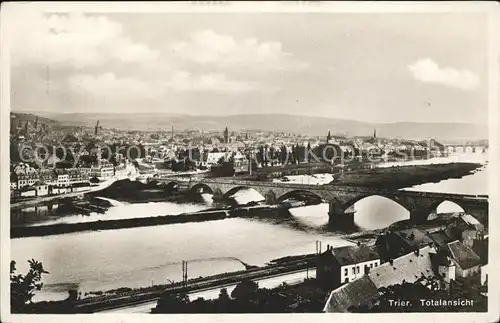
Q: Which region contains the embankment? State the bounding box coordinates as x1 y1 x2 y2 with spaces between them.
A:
336 162 482 188
10 206 290 239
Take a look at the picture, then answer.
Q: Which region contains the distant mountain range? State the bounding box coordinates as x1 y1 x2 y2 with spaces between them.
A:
14 111 488 142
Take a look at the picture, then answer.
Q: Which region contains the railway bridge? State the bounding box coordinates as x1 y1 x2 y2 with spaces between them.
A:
444 145 488 154
161 177 489 227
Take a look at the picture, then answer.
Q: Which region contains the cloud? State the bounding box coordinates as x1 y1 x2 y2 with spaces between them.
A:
169 30 308 71
69 72 276 101
9 11 288 110
11 11 160 68
69 73 163 100
408 58 480 90
165 71 274 93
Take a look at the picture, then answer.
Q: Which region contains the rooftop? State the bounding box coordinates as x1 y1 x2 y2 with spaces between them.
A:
369 245 437 288
324 246 440 313
331 244 380 266
446 240 482 270
323 275 379 313
396 228 435 248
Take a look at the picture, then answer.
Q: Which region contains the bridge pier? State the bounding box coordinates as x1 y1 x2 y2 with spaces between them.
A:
265 190 276 205
409 209 430 224
328 201 354 228
211 188 224 201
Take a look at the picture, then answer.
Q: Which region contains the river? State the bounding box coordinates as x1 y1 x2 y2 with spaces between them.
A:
11 152 488 303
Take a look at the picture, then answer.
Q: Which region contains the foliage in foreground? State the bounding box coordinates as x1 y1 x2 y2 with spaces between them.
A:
152 279 329 313
10 259 49 313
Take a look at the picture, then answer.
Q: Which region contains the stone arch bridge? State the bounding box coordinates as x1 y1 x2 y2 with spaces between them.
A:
444 145 488 154
161 177 488 227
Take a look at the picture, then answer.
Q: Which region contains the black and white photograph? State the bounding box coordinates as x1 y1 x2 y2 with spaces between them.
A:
1 2 498 322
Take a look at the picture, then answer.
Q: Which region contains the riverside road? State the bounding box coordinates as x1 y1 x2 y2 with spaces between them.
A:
72 255 316 313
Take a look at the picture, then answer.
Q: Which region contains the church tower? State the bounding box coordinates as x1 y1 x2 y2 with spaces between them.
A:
223 127 229 144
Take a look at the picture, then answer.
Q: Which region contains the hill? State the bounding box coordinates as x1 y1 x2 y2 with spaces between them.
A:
18 112 488 141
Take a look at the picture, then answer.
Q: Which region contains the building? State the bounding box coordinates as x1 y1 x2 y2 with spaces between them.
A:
54 169 70 187
223 127 229 144
376 228 438 261
10 172 18 190
445 214 485 248
67 168 89 185
19 186 37 198
16 173 39 189
34 181 49 197
71 182 91 192
323 246 446 313
204 152 228 168
233 151 249 174
481 264 488 286
39 169 56 185
90 161 114 180
322 275 379 313
114 164 128 179
443 240 482 278
316 243 380 288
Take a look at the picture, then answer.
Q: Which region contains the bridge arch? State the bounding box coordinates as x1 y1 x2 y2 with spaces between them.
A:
276 190 325 204
341 194 411 212
423 199 467 221
223 186 253 198
164 181 180 190
339 194 411 230
431 200 466 214
190 183 214 194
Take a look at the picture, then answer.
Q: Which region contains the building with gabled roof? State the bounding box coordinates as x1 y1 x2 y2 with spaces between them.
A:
444 240 482 278
323 245 452 313
316 243 380 288
368 246 438 288
322 275 379 313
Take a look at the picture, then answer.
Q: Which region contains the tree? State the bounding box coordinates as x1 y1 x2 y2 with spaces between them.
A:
231 280 259 301
218 288 231 302
152 292 190 313
11 259 49 313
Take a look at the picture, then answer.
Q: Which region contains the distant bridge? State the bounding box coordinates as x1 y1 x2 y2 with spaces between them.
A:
444 144 488 154
161 177 489 227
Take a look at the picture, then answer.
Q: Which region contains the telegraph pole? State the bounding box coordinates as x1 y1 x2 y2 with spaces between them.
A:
182 261 188 289
315 240 322 254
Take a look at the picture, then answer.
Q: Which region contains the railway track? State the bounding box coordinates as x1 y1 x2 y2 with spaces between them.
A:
73 257 316 312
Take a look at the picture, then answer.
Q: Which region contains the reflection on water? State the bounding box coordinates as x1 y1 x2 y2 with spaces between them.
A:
10 153 488 302
12 218 352 302
27 202 211 227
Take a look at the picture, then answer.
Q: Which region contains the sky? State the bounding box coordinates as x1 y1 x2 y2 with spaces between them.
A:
8 8 491 124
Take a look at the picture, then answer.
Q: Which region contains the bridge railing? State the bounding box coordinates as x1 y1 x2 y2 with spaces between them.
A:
159 177 488 200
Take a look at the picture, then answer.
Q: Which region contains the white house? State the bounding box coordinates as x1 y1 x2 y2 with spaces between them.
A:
56 174 70 187
316 243 380 288
445 240 482 278
205 152 228 167
90 161 115 180
34 181 49 197
20 186 37 198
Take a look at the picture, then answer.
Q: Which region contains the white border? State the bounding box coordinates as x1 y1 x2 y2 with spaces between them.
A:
1 2 499 323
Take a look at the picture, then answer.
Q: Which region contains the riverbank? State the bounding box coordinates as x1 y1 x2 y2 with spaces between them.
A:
333 162 481 188
10 178 118 209
10 204 293 238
